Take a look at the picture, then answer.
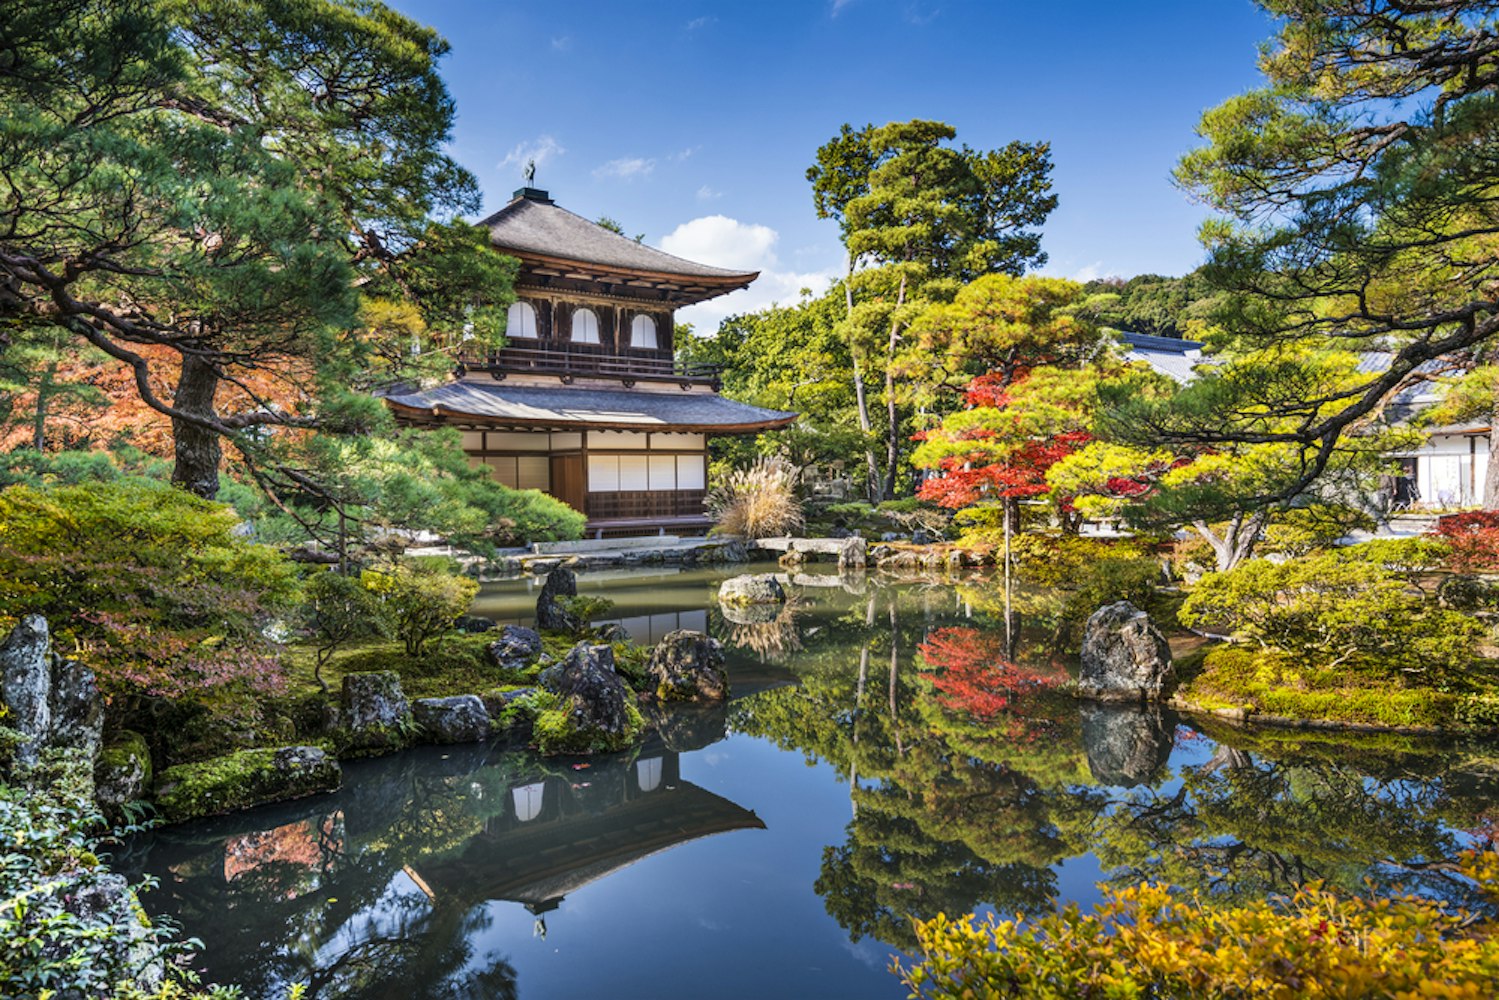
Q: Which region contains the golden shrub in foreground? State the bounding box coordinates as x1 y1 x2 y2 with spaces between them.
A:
896 850 1499 999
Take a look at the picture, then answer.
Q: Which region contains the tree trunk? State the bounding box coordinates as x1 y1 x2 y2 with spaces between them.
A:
171 352 223 499
843 260 882 502
1193 511 1270 573
32 360 55 452
880 275 908 501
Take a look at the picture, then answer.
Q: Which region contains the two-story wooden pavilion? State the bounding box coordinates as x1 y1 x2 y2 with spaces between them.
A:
385 186 796 535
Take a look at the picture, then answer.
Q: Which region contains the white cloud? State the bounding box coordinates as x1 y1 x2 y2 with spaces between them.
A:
695 184 722 201
593 156 656 180
831 0 858 14
1069 260 1106 283
670 146 701 162
551 35 572 51
685 15 715 30
499 135 565 179
660 216 839 332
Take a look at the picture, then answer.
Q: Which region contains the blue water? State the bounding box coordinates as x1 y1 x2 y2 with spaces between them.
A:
119 565 1499 999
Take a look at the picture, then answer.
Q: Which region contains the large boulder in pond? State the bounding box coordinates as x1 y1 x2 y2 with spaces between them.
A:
1080 702 1173 788
154 745 340 823
412 695 492 744
648 630 728 702
537 643 640 753
340 671 412 752
487 625 543 670
718 574 785 606
536 565 581 632
1078 601 1174 702
0 615 104 768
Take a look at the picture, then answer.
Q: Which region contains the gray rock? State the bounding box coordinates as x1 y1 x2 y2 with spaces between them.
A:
1078 601 1174 702
538 642 638 751
0 615 51 766
880 532 904 543
648 630 728 702
718 574 786 606
412 695 492 744
95 731 152 818
536 565 581 632
1080 702 1173 787
0 615 105 770
455 614 498 633
53 871 165 993
838 536 867 571
595 622 631 643
912 528 937 545
340 671 412 752
49 656 104 762
487 625 543 668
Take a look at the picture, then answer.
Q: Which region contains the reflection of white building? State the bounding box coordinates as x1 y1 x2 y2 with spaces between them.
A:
1119 332 1492 512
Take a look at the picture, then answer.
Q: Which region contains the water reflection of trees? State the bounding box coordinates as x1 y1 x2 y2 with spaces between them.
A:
730 580 1499 953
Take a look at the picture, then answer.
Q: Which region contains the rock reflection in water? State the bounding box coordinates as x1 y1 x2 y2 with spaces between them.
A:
1079 702 1173 788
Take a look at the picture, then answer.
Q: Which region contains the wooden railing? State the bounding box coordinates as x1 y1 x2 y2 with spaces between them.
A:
586 489 707 522
457 346 723 387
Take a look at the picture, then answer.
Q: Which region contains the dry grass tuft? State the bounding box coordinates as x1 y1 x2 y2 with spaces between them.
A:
708 458 804 539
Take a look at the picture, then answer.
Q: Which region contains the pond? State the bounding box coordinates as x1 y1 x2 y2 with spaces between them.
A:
119 563 1499 999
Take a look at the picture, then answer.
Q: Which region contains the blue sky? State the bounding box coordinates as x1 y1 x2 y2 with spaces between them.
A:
394 0 1276 329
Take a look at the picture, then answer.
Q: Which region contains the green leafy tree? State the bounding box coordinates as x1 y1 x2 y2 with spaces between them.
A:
807 121 1057 499
1161 1 1499 510
0 0 512 502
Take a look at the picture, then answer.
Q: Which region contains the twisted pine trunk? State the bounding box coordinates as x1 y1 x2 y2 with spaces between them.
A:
170 352 223 500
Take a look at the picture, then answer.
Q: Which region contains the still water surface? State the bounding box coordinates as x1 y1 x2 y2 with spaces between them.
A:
120 564 1499 998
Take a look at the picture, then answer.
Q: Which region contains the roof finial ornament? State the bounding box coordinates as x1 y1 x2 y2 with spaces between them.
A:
524 158 536 185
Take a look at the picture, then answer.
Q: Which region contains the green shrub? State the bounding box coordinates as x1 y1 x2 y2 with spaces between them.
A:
1259 501 1376 558
0 749 213 998
1180 550 1485 684
361 559 478 657
0 479 299 699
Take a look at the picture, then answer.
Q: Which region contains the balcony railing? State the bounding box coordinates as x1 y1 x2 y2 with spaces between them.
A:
456 346 724 388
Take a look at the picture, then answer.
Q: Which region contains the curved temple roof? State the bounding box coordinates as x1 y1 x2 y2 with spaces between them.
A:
480 190 757 301
385 381 798 435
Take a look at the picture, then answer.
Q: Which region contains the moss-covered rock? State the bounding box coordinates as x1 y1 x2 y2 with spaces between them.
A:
153 745 340 823
95 731 151 818
648 630 728 702
340 670 412 754
411 695 491 744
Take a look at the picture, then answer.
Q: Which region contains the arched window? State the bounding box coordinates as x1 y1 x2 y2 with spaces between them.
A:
571 307 600 345
506 301 538 339
629 314 658 350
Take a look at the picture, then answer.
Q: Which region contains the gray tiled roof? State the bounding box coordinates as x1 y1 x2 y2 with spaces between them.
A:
386 381 797 433
1118 331 1205 384
479 195 757 280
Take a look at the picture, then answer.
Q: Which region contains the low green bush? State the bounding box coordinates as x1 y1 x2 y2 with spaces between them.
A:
0 479 300 700
361 558 479 657
1180 550 1486 685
